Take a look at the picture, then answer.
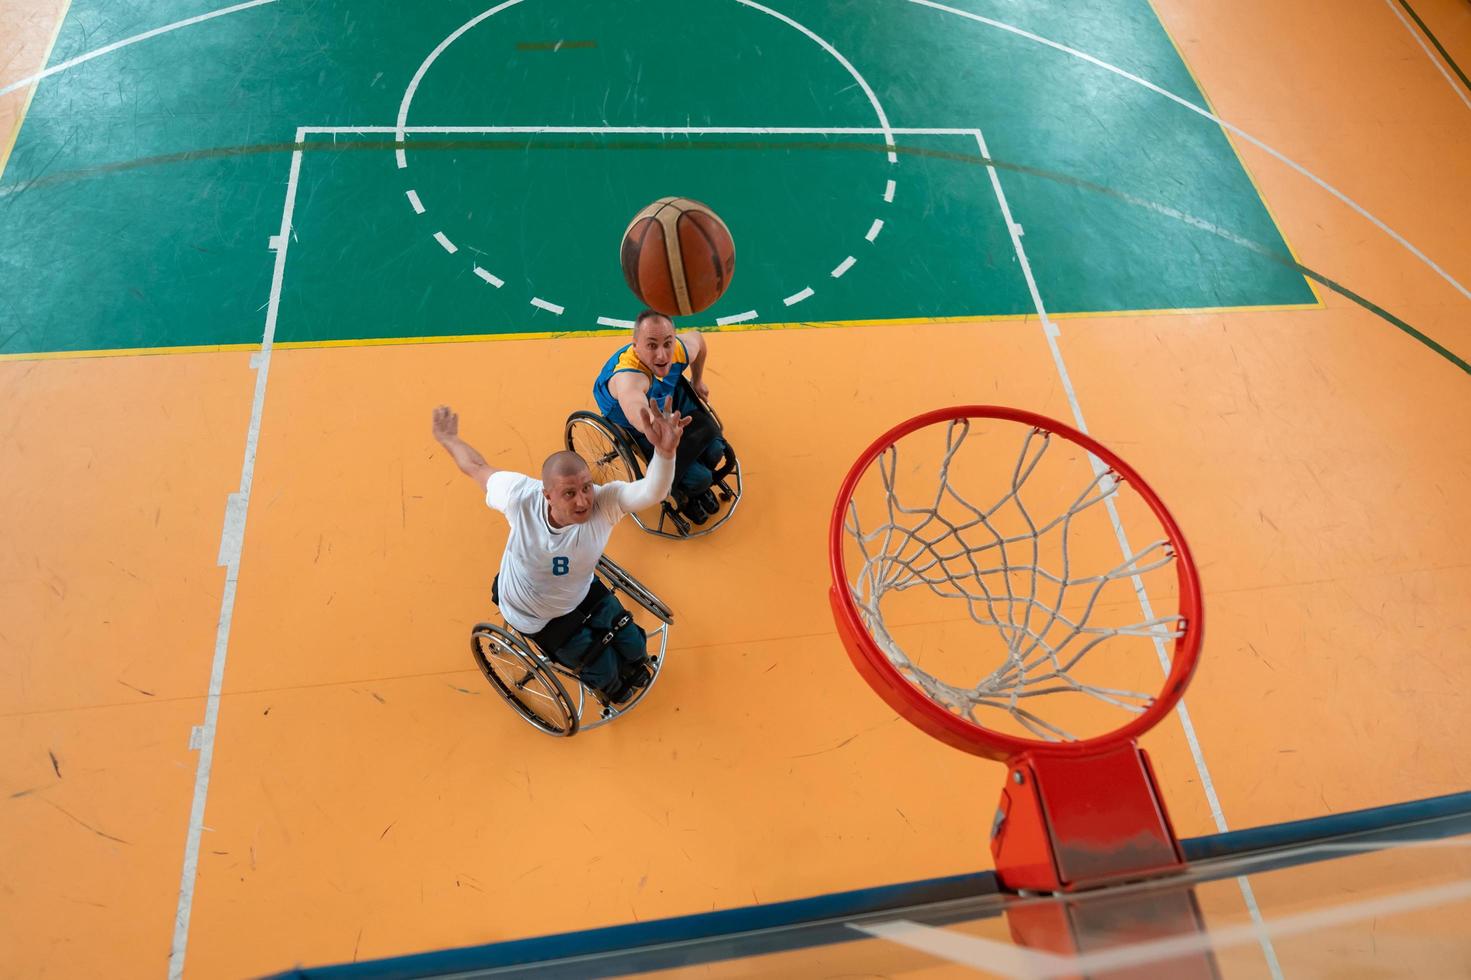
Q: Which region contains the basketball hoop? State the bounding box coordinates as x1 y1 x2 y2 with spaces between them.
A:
829 406 1204 891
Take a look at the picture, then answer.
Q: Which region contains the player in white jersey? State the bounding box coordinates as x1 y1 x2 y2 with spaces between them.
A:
431 398 689 701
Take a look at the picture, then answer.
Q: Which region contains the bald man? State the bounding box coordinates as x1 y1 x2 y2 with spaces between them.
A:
432 399 689 702
593 309 726 524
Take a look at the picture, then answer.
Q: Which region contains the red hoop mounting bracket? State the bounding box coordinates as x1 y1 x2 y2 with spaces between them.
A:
829 406 1204 891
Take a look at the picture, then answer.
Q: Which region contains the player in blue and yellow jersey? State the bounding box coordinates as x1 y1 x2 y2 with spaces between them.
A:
593 310 726 523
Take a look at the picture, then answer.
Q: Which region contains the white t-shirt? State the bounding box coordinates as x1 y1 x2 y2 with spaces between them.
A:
485 453 672 633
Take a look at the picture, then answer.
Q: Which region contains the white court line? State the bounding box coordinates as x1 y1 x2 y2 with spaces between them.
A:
865 218 884 242
307 125 973 135
405 189 425 214
168 133 304 980
784 286 814 306
908 0 1471 301
854 878 1471 979
432 231 457 253
473 266 503 287
530 297 564 315
388 0 900 310
731 0 899 163
297 126 928 330
597 316 634 328
970 127 1282 980
307 124 964 135
0 0 278 98
392 0 902 165
717 310 758 325
393 0 528 168
1384 0 1471 112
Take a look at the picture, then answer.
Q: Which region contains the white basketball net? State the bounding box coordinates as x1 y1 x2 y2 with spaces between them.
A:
842 419 1184 742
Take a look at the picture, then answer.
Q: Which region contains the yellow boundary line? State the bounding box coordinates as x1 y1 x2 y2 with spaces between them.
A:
0 0 74 182
1144 0 1324 308
1052 300 1320 320
0 302 1325 363
0 342 258 363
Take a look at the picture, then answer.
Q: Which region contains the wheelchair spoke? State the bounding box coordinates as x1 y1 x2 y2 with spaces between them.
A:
520 685 560 705
566 414 637 487
472 626 579 735
485 648 525 674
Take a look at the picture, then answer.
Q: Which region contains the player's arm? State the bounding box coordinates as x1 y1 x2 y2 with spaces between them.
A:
431 405 500 488
680 331 710 400
614 397 690 513
608 370 655 439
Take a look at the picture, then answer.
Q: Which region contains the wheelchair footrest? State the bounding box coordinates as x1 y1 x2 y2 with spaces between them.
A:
662 502 691 535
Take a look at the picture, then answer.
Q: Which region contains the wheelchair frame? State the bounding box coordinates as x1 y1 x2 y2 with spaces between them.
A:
564 379 742 540
470 555 674 737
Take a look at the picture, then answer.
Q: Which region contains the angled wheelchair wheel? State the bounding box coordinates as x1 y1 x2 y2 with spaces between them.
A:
470 623 579 737
566 411 641 485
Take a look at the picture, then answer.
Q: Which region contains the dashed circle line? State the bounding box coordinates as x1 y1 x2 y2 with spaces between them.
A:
745 175 895 320
395 0 904 326
405 168 894 325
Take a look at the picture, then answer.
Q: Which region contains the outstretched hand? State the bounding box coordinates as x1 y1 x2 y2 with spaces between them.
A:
640 396 691 457
432 405 460 444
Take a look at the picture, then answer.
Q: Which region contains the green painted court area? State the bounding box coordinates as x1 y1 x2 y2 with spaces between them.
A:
0 0 1316 358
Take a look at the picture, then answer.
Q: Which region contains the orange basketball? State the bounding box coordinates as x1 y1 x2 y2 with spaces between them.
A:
620 197 736 316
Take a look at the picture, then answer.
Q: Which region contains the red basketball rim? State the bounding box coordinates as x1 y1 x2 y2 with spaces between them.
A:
828 406 1204 762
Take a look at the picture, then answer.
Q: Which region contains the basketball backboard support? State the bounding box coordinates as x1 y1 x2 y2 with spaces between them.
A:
274 792 1471 979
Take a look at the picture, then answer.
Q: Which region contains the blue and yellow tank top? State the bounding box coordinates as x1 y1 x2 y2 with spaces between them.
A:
592 339 690 428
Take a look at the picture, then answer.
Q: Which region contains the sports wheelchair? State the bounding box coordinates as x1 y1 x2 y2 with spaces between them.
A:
564 378 742 539
470 555 674 737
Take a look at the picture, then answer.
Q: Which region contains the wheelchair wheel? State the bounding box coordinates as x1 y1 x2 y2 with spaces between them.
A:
596 556 674 626
470 623 579 736
566 411 641 484
698 394 723 431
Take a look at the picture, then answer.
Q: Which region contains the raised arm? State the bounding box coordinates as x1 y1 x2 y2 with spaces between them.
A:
614 397 690 513
431 405 500 488
608 370 655 439
680 331 710 400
